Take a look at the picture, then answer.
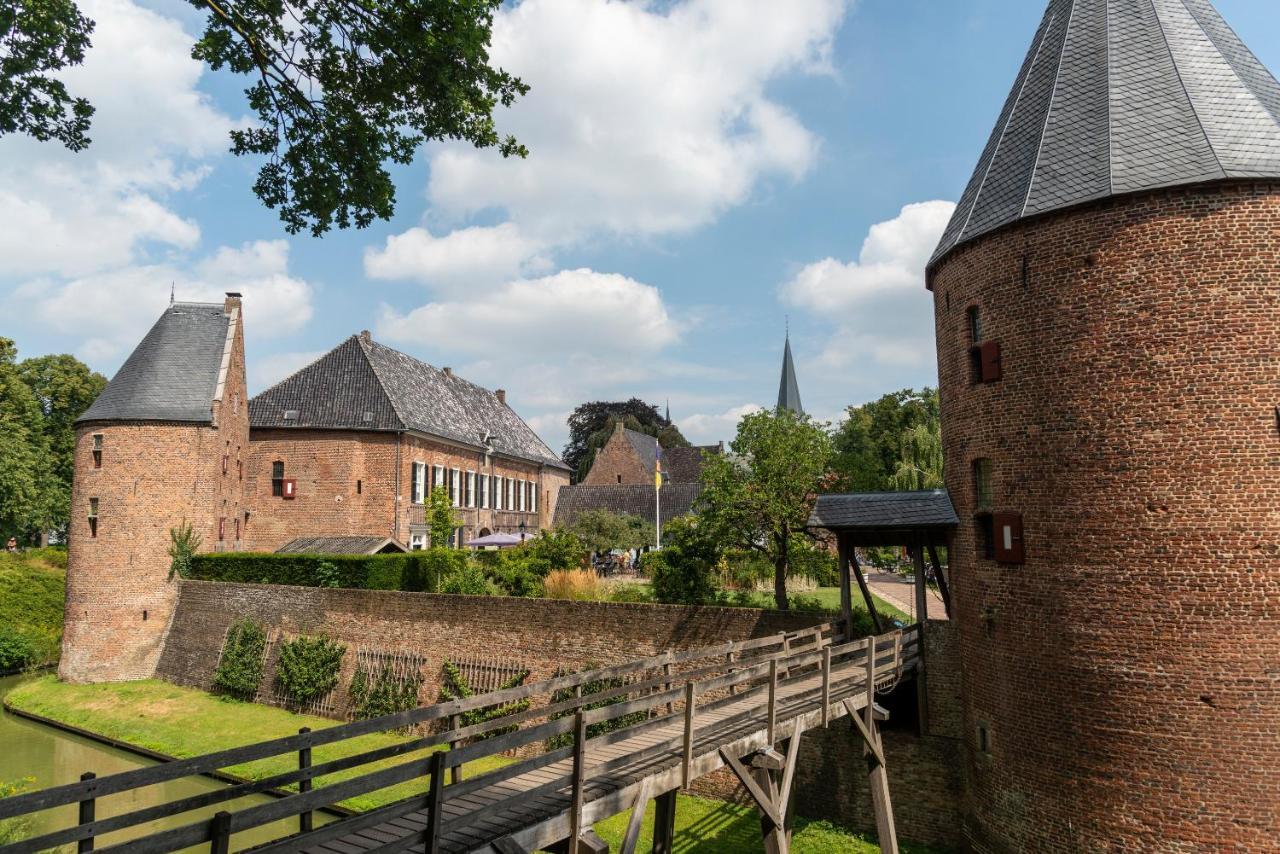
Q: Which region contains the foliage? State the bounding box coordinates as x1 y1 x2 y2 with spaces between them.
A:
643 516 720 606
698 408 833 610
567 509 655 553
0 777 35 845
0 628 35 674
786 540 839 587
6 0 530 236
893 421 945 491
189 551 451 593
438 661 529 740
543 569 601 601
832 388 941 492
4 677 509 813
167 521 203 581
349 662 423 722
607 583 653 604
212 618 266 700
424 486 459 550
0 549 66 667
563 399 689 481
275 635 346 709
439 560 498 596
521 529 588 570
545 668 646 750
474 550 546 598
0 339 58 543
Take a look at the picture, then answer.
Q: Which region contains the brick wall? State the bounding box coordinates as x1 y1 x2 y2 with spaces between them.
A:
581 426 649 486
932 182 1280 852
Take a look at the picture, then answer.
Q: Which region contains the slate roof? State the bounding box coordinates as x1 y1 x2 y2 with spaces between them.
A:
78 303 231 424
623 428 659 475
930 0 1280 271
250 334 569 470
552 483 702 529
777 336 802 414
807 490 959 531
275 536 407 554
662 445 720 484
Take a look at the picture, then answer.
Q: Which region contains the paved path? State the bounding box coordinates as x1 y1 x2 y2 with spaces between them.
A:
865 570 948 621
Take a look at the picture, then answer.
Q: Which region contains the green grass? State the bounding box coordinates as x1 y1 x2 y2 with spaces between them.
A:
0 549 67 668
607 582 912 626
4 677 508 812
592 793 943 853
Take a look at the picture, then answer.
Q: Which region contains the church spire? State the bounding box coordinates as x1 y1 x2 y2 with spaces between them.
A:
777 332 803 415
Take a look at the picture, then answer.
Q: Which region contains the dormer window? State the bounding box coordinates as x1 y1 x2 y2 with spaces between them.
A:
91 434 103 469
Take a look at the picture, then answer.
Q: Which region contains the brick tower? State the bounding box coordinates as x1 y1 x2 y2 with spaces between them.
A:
929 1 1280 850
61 294 249 683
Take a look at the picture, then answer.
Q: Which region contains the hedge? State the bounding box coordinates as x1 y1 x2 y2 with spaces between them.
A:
189 551 468 593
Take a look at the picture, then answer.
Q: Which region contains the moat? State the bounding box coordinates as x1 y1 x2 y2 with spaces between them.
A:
0 674 329 851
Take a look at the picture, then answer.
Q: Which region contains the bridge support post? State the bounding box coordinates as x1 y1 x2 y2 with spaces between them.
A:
652 789 677 854
719 730 803 854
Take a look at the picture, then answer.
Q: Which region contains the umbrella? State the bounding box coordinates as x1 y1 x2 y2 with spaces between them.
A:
466 532 526 548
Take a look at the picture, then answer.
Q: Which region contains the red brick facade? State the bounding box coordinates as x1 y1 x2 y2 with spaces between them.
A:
931 182 1280 851
61 296 250 683
581 423 652 486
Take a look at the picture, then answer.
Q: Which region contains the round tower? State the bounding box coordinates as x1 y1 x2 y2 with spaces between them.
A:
61 294 249 683
929 1 1280 850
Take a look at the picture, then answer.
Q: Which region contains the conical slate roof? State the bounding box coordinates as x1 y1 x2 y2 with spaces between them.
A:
930 0 1280 270
777 336 803 415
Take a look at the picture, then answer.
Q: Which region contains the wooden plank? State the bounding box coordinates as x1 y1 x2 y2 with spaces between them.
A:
652 789 677 854
682 682 696 788
569 712 588 854
912 547 930 736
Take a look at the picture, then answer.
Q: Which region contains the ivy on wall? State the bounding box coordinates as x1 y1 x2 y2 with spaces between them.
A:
212 619 266 700
545 666 646 750
349 661 423 721
438 661 529 741
275 635 346 710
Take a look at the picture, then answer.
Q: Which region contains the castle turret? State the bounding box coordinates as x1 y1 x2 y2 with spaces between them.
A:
931 1 1280 849
61 294 249 683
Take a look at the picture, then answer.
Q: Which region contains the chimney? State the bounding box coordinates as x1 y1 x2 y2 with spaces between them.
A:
224 292 242 312
718 440 726 453
359 330 371 344
443 367 453 378
495 389 506 405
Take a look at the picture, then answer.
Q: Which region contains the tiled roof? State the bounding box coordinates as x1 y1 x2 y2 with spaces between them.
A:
552 483 702 529
931 0 1280 271
807 490 959 531
250 335 569 470
78 303 230 424
662 445 720 485
275 535 407 554
623 428 659 474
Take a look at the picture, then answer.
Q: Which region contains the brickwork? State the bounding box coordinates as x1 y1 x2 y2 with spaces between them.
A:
931 182 1280 851
581 425 651 486
61 297 249 683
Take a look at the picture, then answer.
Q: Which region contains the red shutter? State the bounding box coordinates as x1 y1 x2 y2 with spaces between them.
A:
992 512 1024 564
981 341 1003 382
283 479 297 499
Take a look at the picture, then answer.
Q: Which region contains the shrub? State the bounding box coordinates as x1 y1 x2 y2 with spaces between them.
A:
314 560 341 589
190 552 448 593
607 583 652 604
349 662 423 721
168 521 202 580
22 547 67 570
645 517 720 605
520 529 589 571
543 569 601 601
788 542 839 587
0 778 35 845
275 635 346 709
438 662 529 740
481 553 547 597
212 619 266 700
440 560 498 596
0 629 35 674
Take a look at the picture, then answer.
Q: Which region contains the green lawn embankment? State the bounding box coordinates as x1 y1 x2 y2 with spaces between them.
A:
3 677 507 813
0 548 67 671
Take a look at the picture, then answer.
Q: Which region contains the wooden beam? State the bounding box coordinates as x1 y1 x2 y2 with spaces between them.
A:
912 546 930 736
569 712 588 854
777 730 803 820
719 750 783 828
652 789 677 854
851 550 884 634
619 778 653 854
492 839 529 854
926 543 951 618
837 535 854 637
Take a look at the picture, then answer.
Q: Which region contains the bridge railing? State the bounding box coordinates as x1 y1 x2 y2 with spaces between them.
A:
0 622 918 854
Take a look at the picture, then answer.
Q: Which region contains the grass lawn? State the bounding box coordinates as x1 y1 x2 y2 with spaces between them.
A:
592 793 943 853
608 582 912 627
0 549 67 669
4 677 508 812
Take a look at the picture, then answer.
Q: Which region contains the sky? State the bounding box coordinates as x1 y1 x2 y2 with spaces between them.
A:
3 0 1278 454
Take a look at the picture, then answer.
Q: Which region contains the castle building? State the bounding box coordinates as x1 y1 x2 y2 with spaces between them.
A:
929 0 1280 849
62 295 249 683
62 303 568 682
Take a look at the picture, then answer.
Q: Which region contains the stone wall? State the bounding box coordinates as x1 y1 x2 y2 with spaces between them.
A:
932 182 1280 852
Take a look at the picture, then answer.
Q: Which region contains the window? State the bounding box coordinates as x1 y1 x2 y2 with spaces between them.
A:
450 469 461 507
966 305 1002 384
973 459 994 510
432 465 445 490
412 462 426 504
977 723 991 754
465 471 476 508
975 513 994 560
517 479 525 512
967 306 982 344
492 475 501 510
410 533 425 550
222 454 229 475
617 474 622 484
88 497 99 538
92 434 103 469
479 473 489 509
505 477 513 510
529 482 538 514
271 461 285 497
237 458 242 481
356 479 362 495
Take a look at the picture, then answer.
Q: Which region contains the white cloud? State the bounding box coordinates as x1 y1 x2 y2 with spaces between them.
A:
16 241 315 363
0 0 236 279
377 267 679 357
783 201 955 370
678 403 764 445
425 0 843 244
363 224 552 291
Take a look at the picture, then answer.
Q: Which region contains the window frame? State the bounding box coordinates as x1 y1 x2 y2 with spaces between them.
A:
91 433 103 469
465 470 476 508
88 497 99 538
271 461 285 497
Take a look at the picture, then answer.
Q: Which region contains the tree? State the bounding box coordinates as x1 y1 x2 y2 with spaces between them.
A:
831 388 941 492
892 421 944 491
698 409 832 610
643 516 719 606
2 0 528 235
0 340 57 544
565 509 655 554
425 485 458 550
563 399 689 481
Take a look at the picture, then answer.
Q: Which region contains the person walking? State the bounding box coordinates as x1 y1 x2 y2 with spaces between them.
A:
5 537 17 553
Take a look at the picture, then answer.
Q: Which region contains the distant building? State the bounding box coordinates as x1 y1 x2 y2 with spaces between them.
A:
580 421 721 486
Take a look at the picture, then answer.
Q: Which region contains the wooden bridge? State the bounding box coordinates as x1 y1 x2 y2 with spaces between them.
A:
0 623 919 854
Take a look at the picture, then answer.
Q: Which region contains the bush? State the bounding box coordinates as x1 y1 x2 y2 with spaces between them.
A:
788 542 839 587
439 560 498 596
543 569 601 601
168 521 202 580
21 547 67 569
607 583 652 604
0 628 35 674
275 635 346 709
520 529 589 571
212 619 266 700
645 517 720 605
349 662 423 721
479 551 548 597
190 552 449 593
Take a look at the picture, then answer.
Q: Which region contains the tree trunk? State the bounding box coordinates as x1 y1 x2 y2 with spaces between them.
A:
774 530 789 610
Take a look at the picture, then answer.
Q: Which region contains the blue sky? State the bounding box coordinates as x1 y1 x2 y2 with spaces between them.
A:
3 0 1277 453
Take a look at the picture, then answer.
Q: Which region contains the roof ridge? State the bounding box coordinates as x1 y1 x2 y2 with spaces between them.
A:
356 336 409 430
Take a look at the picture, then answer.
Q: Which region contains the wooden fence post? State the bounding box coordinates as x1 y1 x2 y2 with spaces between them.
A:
77 771 95 853
209 811 232 854
767 659 779 744
425 751 446 854
727 646 738 695
569 710 588 854
821 648 832 728
297 727 313 834
663 662 675 716
448 714 462 785
682 681 697 788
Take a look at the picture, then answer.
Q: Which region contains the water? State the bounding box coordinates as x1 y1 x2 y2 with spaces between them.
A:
0 673 331 852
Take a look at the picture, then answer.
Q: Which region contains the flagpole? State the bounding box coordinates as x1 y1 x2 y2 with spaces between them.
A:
655 439 663 550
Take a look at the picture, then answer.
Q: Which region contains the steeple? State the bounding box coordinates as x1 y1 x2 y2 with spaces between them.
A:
930 0 1280 272
777 333 803 415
